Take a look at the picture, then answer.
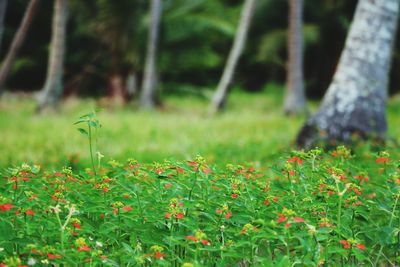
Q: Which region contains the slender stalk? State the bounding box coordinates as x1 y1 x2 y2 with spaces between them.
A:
374 193 399 266
88 124 96 175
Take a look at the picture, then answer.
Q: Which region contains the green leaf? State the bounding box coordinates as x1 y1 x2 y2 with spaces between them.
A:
77 128 89 136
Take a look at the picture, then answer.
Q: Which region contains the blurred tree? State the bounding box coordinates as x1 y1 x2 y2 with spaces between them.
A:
68 0 146 101
37 0 68 112
0 0 7 53
0 0 40 95
209 0 256 113
140 0 162 108
297 0 399 148
284 0 306 115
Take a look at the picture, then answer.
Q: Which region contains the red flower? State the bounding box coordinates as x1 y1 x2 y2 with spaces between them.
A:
277 216 287 223
100 255 107 261
122 206 133 211
224 212 233 219
164 213 172 218
272 196 280 202
293 217 304 223
25 209 35 215
174 213 184 219
376 157 389 164
186 235 198 242
78 245 91 252
103 187 109 193
231 193 238 199
201 239 210 245
216 209 222 214
289 170 295 176
164 183 172 189
203 168 212 174
287 156 303 165
262 199 270 205
47 253 61 259
340 240 350 249
155 251 166 260
285 223 291 229
112 209 118 214
0 203 14 211
355 243 365 250
73 223 81 229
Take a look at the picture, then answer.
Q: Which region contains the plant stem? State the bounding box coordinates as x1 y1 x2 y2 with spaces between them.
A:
88 124 96 175
374 193 399 266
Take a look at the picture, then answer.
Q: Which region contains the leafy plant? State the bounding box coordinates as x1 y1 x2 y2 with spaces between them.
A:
74 110 102 174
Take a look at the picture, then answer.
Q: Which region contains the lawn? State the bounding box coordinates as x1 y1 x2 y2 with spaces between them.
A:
0 87 399 170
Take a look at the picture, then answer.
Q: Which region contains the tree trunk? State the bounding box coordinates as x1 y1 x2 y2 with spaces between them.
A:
140 0 162 109
0 0 8 53
107 73 125 106
37 0 68 112
126 71 138 101
284 0 306 115
0 0 40 95
209 0 256 114
296 0 399 148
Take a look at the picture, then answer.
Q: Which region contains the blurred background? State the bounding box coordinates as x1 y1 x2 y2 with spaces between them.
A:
0 0 399 169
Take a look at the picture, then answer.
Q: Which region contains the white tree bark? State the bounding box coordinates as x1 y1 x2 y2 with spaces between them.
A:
37 0 68 112
140 0 162 109
209 0 257 114
297 0 399 148
284 0 306 115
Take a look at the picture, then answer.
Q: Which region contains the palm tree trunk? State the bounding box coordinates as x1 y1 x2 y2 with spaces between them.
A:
140 0 162 109
0 0 40 95
37 0 68 112
297 0 399 148
0 0 8 53
284 0 306 115
209 0 257 114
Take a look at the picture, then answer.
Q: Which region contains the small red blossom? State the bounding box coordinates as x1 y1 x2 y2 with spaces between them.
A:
174 213 184 219
203 168 212 174
231 193 238 199
73 223 81 229
201 239 210 245
287 156 303 165
376 157 389 164
293 217 304 223
100 255 107 261
224 211 233 219
262 199 270 205
340 240 350 249
186 235 198 242
176 167 184 173
47 253 62 259
155 251 166 260
25 209 35 215
277 216 287 223
164 183 172 189
164 213 172 219
355 243 365 250
102 187 109 193
54 172 63 177
122 206 133 211
0 203 14 211
78 245 91 252
289 170 295 176
285 223 291 229
112 209 118 214
216 209 222 214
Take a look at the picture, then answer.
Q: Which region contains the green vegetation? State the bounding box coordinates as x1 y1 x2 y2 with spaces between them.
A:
0 146 398 266
0 88 399 170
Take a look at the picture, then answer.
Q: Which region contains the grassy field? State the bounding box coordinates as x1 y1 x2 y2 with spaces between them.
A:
0 86 399 169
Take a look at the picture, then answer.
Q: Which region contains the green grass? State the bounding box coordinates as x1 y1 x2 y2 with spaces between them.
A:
0 86 399 169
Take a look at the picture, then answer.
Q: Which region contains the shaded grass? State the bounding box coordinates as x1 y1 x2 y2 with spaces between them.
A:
0 86 399 169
